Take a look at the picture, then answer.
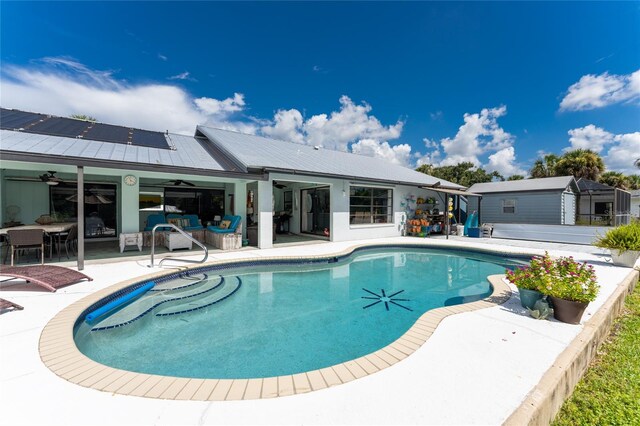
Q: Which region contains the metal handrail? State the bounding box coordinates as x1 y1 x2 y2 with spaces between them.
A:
148 223 208 268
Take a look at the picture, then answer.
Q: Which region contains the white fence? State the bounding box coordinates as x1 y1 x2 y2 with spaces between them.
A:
489 223 610 245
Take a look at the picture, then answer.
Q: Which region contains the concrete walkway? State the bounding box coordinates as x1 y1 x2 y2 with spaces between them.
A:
0 236 636 425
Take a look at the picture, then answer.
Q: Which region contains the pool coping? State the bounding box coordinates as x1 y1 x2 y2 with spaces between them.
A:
39 243 514 401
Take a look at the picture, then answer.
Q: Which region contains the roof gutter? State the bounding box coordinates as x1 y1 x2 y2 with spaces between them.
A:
261 167 464 190
0 151 267 181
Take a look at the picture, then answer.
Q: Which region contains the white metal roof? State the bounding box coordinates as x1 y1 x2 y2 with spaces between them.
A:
197 126 462 188
468 176 577 194
0 129 228 172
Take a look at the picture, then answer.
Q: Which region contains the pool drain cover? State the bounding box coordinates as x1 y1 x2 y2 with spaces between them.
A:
362 288 412 311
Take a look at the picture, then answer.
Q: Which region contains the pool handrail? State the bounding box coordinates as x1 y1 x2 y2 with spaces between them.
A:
148 223 208 268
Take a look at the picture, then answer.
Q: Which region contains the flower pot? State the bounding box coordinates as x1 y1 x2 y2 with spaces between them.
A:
517 288 544 310
549 296 588 325
611 250 640 268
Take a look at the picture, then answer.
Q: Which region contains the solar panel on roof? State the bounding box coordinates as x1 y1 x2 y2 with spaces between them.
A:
27 117 91 138
84 123 131 144
1 108 172 150
131 129 170 149
0 108 48 130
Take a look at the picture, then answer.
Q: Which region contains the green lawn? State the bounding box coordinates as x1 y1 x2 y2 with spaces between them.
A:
553 280 640 426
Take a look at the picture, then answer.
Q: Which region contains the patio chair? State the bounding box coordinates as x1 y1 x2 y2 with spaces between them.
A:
182 214 204 231
57 225 78 259
7 229 44 266
144 213 171 231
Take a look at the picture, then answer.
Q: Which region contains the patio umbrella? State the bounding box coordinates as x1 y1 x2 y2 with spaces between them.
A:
65 194 113 204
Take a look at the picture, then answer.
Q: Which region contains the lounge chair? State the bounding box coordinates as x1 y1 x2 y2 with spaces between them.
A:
0 264 92 292
0 298 24 312
207 215 242 234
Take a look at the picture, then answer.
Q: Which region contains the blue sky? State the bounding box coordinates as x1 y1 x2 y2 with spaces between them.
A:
1 1 639 175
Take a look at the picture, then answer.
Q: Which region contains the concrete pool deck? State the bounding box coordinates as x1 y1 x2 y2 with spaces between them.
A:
1 236 638 425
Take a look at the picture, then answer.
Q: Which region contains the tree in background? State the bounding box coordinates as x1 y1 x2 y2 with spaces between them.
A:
529 154 560 178
626 174 640 190
554 149 605 181
599 171 631 190
70 114 97 122
507 175 525 181
416 162 503 187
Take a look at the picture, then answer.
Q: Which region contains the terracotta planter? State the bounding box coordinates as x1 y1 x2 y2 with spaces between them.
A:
517 288 544 310
611 250 640 268
549 296 589 324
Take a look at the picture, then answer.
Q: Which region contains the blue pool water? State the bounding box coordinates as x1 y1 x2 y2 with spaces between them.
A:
74 247 526 379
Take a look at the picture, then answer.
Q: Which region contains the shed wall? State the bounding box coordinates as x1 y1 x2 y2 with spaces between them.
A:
472 191 565 225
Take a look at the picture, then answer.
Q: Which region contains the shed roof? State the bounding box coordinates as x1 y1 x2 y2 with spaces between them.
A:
468 176 577 194
197 126 462 188
576 178 614 192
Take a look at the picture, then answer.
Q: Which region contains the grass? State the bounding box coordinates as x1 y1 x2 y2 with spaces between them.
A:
553 281 640 425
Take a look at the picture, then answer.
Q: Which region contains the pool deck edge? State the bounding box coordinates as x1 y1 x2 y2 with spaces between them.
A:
38 246 516 401
503 268 639 426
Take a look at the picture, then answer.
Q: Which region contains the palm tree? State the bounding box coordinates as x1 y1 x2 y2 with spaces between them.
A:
554 149 605 181
599 171 630 190
529 154 560 178
635 158 640 170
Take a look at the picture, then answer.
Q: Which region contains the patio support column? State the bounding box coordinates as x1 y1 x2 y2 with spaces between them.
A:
77 166 84 271
120 175 139 233
233 182 247 239
257 180 273 249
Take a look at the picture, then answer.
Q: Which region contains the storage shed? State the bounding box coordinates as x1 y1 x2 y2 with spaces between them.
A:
467 176 579 225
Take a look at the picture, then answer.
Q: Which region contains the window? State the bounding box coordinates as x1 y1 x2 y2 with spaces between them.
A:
502 199 516 214
163 188 225 224
50 184 117 238
350 186 393 224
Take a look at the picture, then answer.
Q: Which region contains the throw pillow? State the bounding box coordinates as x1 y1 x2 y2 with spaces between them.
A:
219 220 232 229
167 218 183 229
179 218 191 229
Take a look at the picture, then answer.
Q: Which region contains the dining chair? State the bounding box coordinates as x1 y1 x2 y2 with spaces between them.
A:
6 229 45 266
58 225 78 259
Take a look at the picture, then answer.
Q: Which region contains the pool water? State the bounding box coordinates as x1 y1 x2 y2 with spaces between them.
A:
75 247 525 379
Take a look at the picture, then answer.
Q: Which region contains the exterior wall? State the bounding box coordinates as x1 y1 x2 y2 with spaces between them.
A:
631 196 640 219
472 190 565 225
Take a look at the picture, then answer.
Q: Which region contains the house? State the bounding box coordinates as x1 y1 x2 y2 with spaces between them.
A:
467 176 579 225
631 190 640 219
0 107 468 268
576 178 632 226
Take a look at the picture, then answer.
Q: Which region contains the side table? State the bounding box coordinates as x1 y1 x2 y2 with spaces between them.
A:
120 232 143 253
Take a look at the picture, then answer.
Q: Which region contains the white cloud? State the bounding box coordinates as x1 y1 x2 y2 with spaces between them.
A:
487 147 526 176
168 71 196 82
566 124 615 153
604 132 640 175
559 69 640 111
260 108 304 144
430 111 443 120
438 106 513 166
351 139 412 167
562 125 640 175
158 54 168 61
0 57 253 135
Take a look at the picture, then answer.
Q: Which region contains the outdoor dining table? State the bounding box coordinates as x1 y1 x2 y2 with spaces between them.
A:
0 222 77 262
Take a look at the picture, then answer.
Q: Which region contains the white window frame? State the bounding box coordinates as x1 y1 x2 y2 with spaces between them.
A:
502 199 516 214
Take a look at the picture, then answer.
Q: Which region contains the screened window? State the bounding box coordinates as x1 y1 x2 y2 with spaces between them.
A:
502 199 516 214
50 184 117 238
350 186 393 224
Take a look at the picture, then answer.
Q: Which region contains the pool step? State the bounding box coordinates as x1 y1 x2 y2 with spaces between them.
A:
155 276 242 317
90 275 225 331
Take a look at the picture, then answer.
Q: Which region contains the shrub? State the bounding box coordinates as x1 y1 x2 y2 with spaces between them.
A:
594 221 640 253
506 252 599 303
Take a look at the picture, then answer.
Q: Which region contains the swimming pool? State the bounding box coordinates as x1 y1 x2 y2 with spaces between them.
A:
74 246 525 380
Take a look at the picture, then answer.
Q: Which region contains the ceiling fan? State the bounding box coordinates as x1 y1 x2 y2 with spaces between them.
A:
162 179 195 187
273 181 287 189
39 171 63 186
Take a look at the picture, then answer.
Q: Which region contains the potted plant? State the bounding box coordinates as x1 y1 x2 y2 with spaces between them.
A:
505 263 545 310
536 253 599 324
594 221 640 268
